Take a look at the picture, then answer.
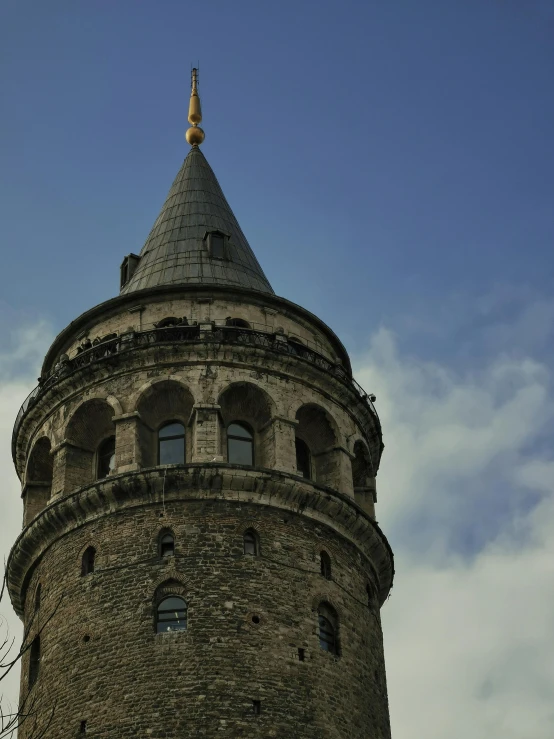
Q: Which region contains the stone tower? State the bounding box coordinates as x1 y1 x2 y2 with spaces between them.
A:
7 72 394 738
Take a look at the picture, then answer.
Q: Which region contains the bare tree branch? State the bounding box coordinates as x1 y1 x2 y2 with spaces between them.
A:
1 568 61 738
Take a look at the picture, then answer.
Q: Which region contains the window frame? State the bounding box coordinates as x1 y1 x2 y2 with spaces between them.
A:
243 528 260 556
320 551 332 580
317 603 339 656
155 595 188 634
81 546 96 577
205 231 229 260
295 437 312 479
227 421 254 467
159 531 175 558
157 420 186 466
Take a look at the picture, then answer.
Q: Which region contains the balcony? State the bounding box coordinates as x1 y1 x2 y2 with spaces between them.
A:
12 325 381 464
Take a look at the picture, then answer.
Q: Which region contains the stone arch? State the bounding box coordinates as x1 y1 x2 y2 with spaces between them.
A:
218 382 276 468
24 436 54 525
295 404 340 489
352 439 376 519
136 379 195 467
64 399 116 490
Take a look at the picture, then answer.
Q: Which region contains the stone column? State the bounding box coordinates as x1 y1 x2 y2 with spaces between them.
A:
113 412 141 473
259 416 298 473
22 482 51 526
51 440 93 494
192 404 223 462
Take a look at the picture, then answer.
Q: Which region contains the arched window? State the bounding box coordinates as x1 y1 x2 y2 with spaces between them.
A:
156 316 179 328
320 551 331 580
158 422 185 465
81 546 96 576
97 436 116 479
243 529 259 556
29 636 40 687
160 532 175 557
156 596 187 633
227 422 254 466
318 603 339 655
295 437 311 479
226 317 251 329
34 583 41 612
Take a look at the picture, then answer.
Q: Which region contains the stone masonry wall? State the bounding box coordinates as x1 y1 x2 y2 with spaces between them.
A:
19 496 391 739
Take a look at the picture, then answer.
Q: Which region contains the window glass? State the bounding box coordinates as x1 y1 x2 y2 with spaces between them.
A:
227 423 254 466
243 530 258 555
159 422 184 438
156 596 187 633
97 437 116 479
161 534 175 557
318 615 336 652
210 233 225 258
228 438 253 466
158 422 185 465
227 423 252 439
318 603 339 655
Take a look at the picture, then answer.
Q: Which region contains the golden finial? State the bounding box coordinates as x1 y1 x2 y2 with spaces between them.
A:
186 67 205 147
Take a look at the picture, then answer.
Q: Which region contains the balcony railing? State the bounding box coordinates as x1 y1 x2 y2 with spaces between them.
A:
12 325 381 464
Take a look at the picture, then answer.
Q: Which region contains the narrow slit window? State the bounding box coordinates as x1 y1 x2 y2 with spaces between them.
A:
81 546 96 576
29 636 40 688
158 422 185 465
295 437 311 479
320 551 331 580
97 436 116 479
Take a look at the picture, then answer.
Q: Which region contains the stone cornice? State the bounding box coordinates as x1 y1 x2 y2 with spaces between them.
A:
41 285 352 376
7 465 394 616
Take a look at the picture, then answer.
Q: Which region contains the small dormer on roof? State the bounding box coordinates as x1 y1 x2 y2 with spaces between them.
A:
120 69 273 296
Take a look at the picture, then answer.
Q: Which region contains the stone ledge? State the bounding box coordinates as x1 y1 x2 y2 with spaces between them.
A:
7 464 394 616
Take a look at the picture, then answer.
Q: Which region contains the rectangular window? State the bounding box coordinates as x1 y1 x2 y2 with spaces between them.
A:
252 700 261 715
210 233 225 259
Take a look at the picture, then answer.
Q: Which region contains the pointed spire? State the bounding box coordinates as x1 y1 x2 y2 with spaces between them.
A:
185 68 205 147
120 146 274 295
121 72 273 296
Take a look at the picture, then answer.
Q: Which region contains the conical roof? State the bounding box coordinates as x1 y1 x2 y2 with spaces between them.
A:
121 146 274 295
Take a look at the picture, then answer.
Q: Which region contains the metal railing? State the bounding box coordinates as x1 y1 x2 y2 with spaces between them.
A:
12 325 381 464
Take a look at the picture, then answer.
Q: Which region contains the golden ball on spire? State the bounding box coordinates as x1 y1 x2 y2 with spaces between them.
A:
186 125 205 146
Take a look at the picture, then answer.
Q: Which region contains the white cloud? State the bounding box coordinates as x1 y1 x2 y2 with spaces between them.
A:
2 312 554 738
354 327 554 739
0 321 52 731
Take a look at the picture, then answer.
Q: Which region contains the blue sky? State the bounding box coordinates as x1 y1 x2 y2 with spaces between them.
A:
1 2 554 737
1 0 553 362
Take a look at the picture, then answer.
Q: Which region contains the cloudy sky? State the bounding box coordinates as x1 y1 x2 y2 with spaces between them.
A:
1 1 553 736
